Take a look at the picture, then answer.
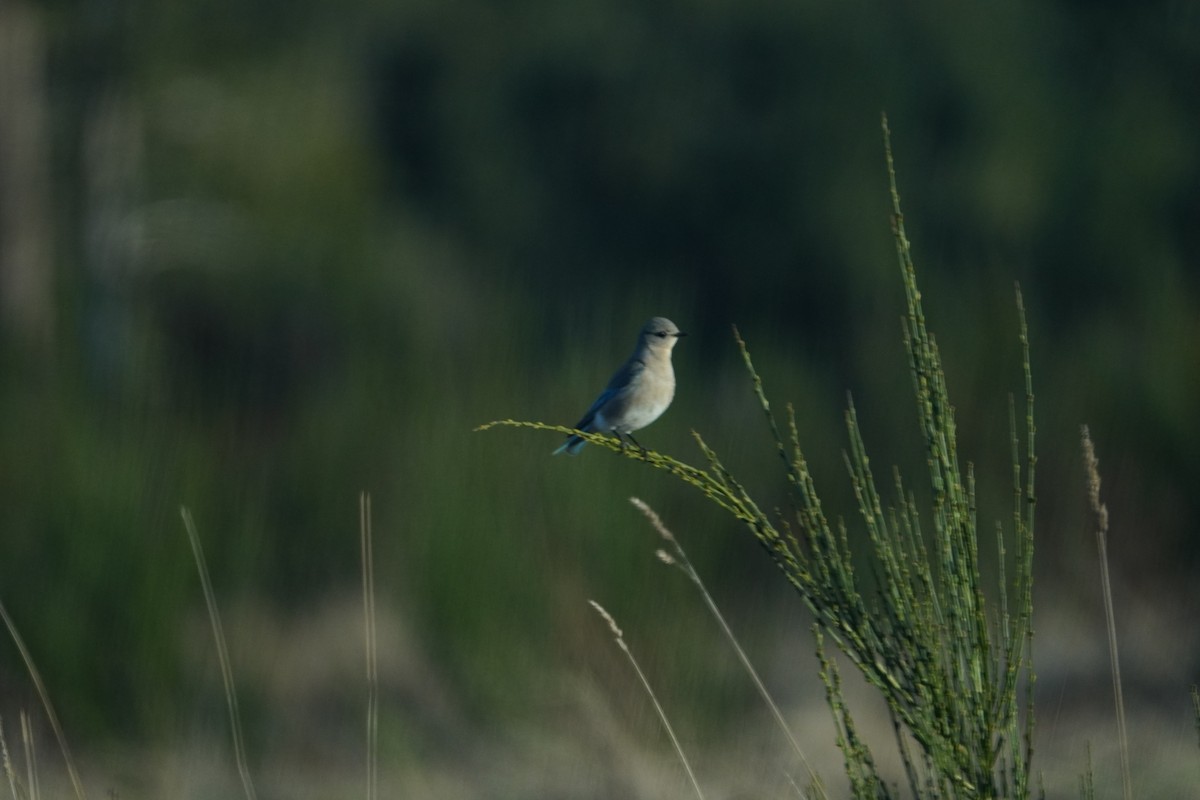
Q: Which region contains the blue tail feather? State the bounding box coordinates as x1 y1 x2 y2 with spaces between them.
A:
553 434 587 455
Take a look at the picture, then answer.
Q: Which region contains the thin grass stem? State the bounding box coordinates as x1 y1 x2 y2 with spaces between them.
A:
1079 427 1131 800
19 713 36 800
181 507 258 800
630 497 825 798
0 601 86 800
0 716 18 800
1192 685 1200 752
588 601 706 800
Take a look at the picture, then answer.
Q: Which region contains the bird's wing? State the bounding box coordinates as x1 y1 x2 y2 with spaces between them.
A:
573 358 645 429
602 357 645 395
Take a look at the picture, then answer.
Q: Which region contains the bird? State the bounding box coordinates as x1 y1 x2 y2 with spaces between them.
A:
554 317 686 455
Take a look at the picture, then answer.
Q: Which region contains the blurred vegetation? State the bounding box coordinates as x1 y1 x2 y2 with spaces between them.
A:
1 0 1198 751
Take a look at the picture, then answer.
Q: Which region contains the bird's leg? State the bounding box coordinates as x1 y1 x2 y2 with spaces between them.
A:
625 431 648 455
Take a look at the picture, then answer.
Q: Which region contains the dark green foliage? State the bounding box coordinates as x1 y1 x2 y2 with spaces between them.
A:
2 0 1197 754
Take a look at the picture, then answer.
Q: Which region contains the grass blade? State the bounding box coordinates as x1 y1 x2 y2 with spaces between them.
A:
181 507 258 800
631 497 825 798
360 492 379 800
0 601 86 800
589 600 706 800
1080 427 1131 800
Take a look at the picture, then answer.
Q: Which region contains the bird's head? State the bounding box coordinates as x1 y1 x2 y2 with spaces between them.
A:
640 317 686 353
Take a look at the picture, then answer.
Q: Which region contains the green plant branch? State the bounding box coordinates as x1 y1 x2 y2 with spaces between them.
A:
479 115 1038 798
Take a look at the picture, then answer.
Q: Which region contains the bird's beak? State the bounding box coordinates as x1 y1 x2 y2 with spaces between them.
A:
675 331 688 337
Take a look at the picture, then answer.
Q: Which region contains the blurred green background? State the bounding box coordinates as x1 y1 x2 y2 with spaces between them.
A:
1 0 1198 795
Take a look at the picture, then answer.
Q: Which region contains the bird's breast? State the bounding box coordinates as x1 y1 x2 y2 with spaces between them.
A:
611 367 675 433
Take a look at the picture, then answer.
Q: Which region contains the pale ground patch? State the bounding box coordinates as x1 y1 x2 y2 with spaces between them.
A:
8 593 1198 799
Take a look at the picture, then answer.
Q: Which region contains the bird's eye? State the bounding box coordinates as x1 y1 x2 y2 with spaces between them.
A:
655 331 667 338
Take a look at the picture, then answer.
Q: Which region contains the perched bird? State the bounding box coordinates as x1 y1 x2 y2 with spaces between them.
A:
554 317 686 455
